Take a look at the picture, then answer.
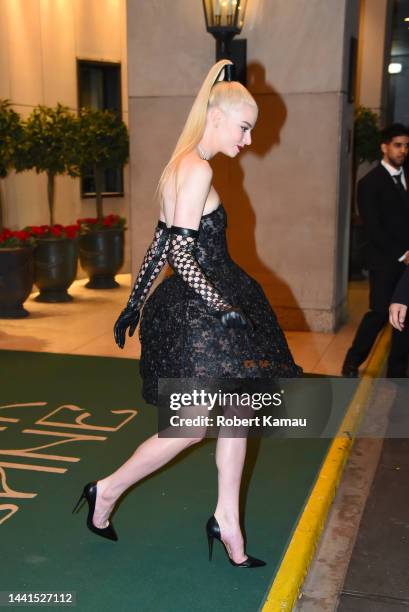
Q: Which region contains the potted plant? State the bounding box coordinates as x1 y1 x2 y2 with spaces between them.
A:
15 104 80 301
0 100 23 232
0 228 34 318
76 213 127 288
74 108 129 289
349 106 381 280
23 223 80 302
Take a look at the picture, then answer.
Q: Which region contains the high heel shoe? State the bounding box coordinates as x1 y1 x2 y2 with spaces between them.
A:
72 481 118 541
205 515 266 567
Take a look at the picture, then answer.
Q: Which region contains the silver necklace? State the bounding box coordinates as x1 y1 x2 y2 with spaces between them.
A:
197 144 209 161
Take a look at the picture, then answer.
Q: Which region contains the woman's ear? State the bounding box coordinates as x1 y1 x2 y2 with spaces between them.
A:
210 106 223 128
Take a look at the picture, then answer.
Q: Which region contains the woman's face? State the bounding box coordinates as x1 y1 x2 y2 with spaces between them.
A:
217 102 258 157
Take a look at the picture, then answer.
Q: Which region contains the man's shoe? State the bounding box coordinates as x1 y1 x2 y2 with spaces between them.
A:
341 363 359 377
342 349 360 378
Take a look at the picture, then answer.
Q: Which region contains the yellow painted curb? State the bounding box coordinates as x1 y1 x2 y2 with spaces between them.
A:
261 327 392 612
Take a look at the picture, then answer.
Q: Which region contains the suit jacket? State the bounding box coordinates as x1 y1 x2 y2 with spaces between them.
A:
358 163 409 269
392 264 409 305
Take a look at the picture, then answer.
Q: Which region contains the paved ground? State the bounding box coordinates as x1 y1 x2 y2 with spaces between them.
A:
295 375 409 611
337 381 409 611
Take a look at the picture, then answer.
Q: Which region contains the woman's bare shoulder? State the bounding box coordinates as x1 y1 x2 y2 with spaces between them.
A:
160 152 213 226
177 152 213 187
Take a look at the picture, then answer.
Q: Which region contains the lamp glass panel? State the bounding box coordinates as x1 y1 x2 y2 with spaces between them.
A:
203 0 213 26
203 0 248 28
236 0 248 28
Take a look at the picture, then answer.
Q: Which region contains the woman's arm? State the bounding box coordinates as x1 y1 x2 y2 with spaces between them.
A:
126 220 170 311
167 160 251 329
114 220 171 348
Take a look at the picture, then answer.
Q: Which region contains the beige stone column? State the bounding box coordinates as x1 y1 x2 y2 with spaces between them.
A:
127 0 360 331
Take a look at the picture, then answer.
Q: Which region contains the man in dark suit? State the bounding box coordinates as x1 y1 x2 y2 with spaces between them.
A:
342 123 409 377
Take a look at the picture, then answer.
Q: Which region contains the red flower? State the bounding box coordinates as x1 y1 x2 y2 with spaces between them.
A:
15 230 30 241
65 225 79 239
0 227 35 248
50 226 63 237
76 214 126 232
29 226 46 236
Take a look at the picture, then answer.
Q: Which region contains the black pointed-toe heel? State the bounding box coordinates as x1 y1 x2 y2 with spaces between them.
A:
72 481 118 541
205 515 266 567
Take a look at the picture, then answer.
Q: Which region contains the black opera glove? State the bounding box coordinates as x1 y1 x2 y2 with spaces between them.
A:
114 220 171 349
113 304 140 349
214 306 254 331
167 225 252 330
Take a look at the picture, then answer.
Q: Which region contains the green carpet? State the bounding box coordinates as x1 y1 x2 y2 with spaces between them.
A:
0 351 352 611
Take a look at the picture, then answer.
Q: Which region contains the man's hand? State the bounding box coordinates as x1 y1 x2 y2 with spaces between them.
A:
389 303 408 331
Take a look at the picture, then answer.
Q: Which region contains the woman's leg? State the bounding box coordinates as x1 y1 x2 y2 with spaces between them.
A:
213 435 248 563
92 406 207 528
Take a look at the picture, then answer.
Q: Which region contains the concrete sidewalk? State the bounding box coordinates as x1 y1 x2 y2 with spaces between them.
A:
295 369 409 611
337 382 409 611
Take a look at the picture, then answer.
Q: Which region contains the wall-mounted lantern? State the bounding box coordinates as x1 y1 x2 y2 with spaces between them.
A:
202 0 248 85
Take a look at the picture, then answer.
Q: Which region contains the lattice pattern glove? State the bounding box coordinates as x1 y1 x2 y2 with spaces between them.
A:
114 220 171 348
167 225 252 329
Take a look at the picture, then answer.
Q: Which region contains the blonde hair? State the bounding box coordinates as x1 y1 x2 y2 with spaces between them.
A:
154 59 258 205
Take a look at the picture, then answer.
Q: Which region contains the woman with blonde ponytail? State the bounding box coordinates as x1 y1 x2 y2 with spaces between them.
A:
154 59 255 206
73 60 302 568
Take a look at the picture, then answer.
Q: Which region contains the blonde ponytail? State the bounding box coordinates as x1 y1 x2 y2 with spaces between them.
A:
154 60 257 205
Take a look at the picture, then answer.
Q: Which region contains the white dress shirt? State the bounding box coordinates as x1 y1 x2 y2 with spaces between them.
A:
381 159 407 189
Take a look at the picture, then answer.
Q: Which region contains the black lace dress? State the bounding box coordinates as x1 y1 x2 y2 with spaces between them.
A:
138 203 302 405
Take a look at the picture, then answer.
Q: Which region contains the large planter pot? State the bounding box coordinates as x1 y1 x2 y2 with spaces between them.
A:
0 247 34 318
34 238 78 303
78 228 124 289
